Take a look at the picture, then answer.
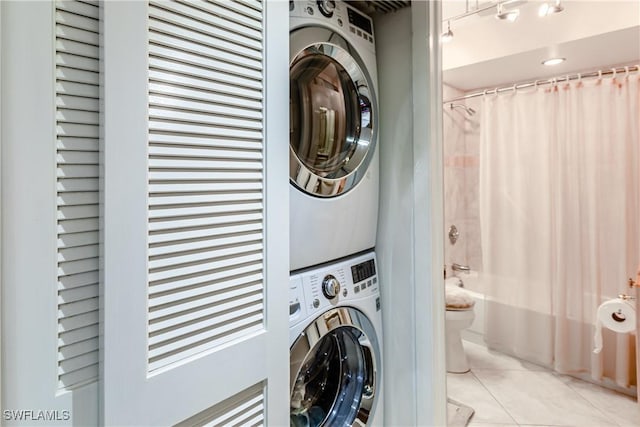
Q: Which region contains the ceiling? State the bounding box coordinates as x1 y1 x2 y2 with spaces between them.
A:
441 0 640 92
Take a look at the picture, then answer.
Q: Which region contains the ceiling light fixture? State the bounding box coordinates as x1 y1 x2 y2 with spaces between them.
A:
542 57 566 66
495 2 519 22
441 20 454 43
539 0 564 17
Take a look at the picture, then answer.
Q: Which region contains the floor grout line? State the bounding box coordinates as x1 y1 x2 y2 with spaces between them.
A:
469 368 520 426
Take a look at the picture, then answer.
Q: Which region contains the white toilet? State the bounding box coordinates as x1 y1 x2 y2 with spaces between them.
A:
444 278 475 373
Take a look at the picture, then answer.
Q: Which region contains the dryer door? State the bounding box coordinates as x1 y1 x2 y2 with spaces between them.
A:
290 27 377 197
290 307 380 427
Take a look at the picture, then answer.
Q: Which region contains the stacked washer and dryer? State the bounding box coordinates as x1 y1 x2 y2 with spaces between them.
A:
289 1 383 426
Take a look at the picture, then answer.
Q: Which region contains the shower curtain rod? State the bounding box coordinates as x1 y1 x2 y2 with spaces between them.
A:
443 64 640 104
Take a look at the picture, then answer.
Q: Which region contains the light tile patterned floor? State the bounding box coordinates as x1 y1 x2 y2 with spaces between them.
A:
447 341 640 427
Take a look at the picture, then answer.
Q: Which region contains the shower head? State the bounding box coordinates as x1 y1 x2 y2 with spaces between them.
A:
449 103 476 116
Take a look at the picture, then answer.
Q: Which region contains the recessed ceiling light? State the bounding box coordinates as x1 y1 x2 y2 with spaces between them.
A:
542 57 566 66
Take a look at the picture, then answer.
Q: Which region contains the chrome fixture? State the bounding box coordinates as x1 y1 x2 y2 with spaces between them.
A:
450 103 476 116
441 21 454 43
452 263 470 273
539 0 564 17
495 2 519 21
448 225 459 244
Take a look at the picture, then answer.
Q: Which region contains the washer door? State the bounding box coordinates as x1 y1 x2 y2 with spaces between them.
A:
290 27 377 197
290 307 380 427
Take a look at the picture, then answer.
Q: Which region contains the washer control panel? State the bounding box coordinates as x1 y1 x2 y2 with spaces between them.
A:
289 252 379 325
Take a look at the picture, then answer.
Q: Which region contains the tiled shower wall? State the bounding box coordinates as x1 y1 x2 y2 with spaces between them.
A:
443 84 482 276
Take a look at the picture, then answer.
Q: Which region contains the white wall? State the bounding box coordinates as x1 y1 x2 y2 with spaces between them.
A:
376 3 447 425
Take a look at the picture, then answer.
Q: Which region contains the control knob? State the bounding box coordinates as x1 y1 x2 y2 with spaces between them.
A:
322 275 341 299
317 0 336 18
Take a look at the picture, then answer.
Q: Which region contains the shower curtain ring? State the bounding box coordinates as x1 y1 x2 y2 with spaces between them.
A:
577 73 582 83
611 68 617 79
598 70 602 79
624 66 629 78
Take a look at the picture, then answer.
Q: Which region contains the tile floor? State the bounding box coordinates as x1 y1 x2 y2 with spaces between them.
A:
447 341 640 427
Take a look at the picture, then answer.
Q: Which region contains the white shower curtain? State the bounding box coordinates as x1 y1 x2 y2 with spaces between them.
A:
480 71 639 388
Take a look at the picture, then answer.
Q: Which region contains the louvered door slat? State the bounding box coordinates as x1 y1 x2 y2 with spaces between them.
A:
57 67 99 85
56 0 99 19
58 245 99 263
55 0 99 391
148 4 262 51
58 191 99 206
149 192 261 207
56 24 99 46
57 96 99 112
148 252 262 283
58 137 99 151
56 52 99 72
58 270 99 289
58 351 98 376
59 310 98 332
148 68 262 101
56 10 98 33
148 222 262 246
151 1 262 40
57 178 98 192
149 213 263 234
149 263 262 295
149 108 262 131
149 231 262 257
149 281 263 316
149 94 263 121
149 132 262 150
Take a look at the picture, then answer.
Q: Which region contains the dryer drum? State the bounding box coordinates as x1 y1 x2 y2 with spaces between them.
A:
289 27 377 198
290 307 379 427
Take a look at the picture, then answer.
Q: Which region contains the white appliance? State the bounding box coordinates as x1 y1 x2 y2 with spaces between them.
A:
289 0 380 271
289 251 383 426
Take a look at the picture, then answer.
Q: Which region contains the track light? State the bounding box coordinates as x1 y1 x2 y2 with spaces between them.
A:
441 21 454 43
495 2 519 22
539 0 564 17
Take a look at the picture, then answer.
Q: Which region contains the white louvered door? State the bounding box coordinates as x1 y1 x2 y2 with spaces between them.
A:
2 1 99 425
102 1 288 425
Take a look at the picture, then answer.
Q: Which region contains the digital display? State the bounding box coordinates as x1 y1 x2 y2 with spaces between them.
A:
351 259 376 283
347 7 372 35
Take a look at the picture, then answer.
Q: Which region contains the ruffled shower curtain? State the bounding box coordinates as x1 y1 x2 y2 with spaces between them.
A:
480 71 639 389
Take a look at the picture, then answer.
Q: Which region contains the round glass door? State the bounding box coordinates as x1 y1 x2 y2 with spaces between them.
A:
290 27 377 197
289 307 379 427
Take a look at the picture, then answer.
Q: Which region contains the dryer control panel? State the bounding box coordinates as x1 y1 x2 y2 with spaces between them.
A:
290 0 375 47
289 252 379 326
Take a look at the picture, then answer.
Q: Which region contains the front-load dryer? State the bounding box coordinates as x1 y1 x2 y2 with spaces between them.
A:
289 251 383 426
289 0 379 271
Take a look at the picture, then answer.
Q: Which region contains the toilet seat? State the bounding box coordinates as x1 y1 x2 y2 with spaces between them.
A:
445 284 475 310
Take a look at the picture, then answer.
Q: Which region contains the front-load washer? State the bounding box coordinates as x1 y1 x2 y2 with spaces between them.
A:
289 1 379 271
289 251 383 426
